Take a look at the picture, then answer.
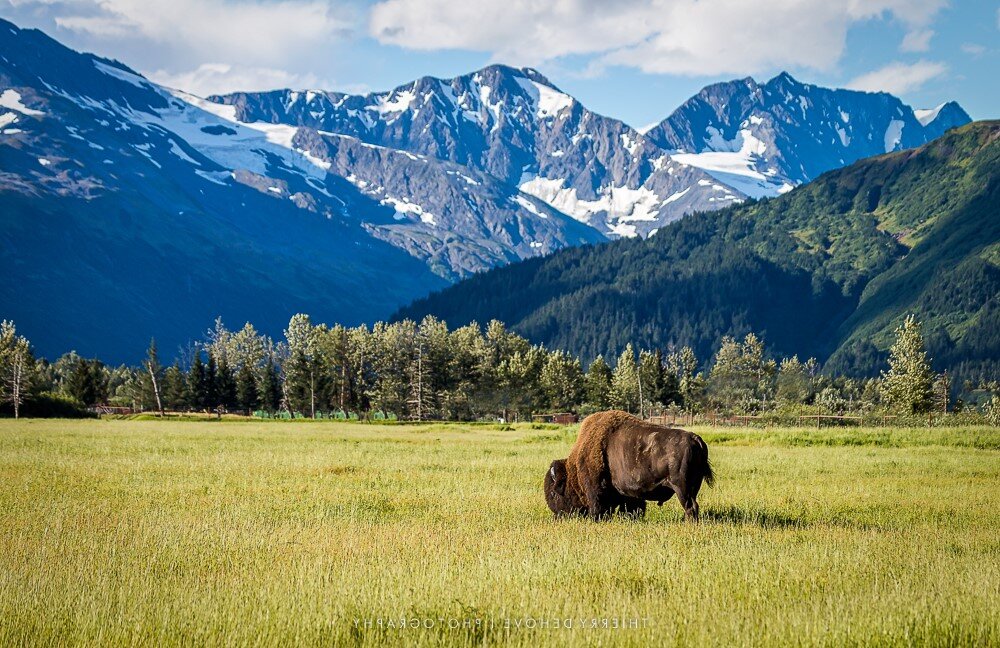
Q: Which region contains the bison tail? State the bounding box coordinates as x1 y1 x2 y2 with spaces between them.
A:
703 458 715 487
696 436 715 487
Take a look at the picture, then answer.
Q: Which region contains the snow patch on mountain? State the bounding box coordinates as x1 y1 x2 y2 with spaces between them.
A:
512 195 547 218
514 78 573 119
671 147 778 199
914 104 945 126
518 175 666 235
371 88 417 116
155 91 331 178
0 89 44 116
94 61 152 89
382 196 436 225
884 119 904 152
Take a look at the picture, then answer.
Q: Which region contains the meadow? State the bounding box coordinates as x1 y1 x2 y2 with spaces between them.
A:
0 419 998 646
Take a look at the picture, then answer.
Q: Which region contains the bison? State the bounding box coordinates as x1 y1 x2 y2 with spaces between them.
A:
544 410 714 522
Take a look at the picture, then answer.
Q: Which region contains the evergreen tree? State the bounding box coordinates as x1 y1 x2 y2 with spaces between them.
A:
499 346 545 419
65 357 108 407
639 349 678 411
609 344 640 413
187 352 207 410
708 336 744 413
215 356 237 411
708 333 775 413
880 315 933 414
284 348 313 416
584 355 612 408
776 356 811 406
205 353 218 410
931 371 951 414
540 350 584 412
284 314 330 417
162 363 187 410
52 351 82 395
259 357 282 413
666 346 702 412
236 361 259 414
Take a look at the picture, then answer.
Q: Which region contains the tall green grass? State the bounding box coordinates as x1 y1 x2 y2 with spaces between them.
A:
1 420 997 646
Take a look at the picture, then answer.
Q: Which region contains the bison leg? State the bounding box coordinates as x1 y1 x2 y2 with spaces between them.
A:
675 478 703 523
619 497 646 519
577 466 614 520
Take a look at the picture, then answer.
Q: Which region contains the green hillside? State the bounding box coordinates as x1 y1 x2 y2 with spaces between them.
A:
397 122 1000 378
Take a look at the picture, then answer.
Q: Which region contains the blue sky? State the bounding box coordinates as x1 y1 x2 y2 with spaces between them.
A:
2 0 997 127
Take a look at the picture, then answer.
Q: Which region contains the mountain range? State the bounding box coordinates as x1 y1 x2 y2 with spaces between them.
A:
399 121 1000 379
0 17 974 361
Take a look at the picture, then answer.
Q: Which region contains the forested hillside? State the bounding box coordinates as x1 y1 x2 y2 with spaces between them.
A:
398 122 1000 379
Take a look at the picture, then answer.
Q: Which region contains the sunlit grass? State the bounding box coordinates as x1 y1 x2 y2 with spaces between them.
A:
1 420 997 646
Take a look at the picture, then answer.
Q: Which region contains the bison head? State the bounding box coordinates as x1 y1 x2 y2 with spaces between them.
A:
544 459 586 517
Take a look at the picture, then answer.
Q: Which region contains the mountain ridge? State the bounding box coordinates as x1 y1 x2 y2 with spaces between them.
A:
645 71 972 197
396 121 1000 378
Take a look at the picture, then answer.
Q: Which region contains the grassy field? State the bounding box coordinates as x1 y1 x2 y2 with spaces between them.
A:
1 419 998 646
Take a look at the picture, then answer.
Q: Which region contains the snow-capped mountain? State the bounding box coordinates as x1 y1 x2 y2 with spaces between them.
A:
644 72 971 197
0 20 602 357
0 17 973 359
215 65 742 238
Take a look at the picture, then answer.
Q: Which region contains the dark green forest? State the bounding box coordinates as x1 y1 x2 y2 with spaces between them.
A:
397 122 1000 383
1 311 998 423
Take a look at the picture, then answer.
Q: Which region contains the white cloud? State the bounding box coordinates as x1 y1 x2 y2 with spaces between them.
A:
369 0 948 76
847 60 948 95
961 43 986 56
900 29 933 52
148 63 327 98
20 0 352 65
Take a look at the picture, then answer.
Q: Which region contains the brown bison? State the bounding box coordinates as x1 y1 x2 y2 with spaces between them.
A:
544 410 714 521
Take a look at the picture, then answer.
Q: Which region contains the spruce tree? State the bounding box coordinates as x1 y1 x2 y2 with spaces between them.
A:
162 363 187 410
259 357 282 413
880 315 933 414
66 357 107 407
187 352 207 411
666 346 701 412
584 355 612 408
540 350 584 412
609 344 640 413
236 362 259 415
205 353 218 410
215 356 237 411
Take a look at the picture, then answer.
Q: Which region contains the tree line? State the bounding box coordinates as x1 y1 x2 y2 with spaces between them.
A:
1 315 998 424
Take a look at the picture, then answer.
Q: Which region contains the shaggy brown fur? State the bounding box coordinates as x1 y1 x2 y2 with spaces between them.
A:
544 458 645 519
545 410 713 521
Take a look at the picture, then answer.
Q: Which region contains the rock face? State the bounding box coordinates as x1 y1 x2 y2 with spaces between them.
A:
644 73 971 197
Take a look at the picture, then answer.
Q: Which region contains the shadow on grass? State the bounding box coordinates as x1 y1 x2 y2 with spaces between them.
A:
702 504 895 531
702 504 810 529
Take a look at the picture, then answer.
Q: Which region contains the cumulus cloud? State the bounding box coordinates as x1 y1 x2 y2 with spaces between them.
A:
369 0 948 76
148 64 328 97
847 60 948 95
48 0 350 63
6 0 356 97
